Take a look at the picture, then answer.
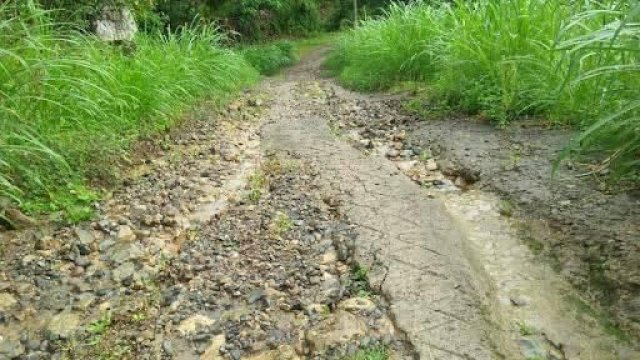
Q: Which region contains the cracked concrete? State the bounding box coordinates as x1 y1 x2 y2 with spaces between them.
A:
261 59 500 359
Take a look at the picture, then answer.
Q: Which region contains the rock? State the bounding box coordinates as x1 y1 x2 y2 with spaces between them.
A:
220 144 239 162
116 225 136 242
93 7 137 42
109 243 144 264
305 310 367 354
337 297 377 313
4 208 37 229
202 334 226 360
424 159 438 171
73 293 96 311
244 345 300 360
46 312 80 340
75 228 95 245
162 340 175 356
517 338 547 360
0 293 18 311
112 262 136 283
385 149 400 158
510 296 529 307
320 250 338 265
396 161 417 173
177 315 215 337
0 336 25 358
247 289 265 304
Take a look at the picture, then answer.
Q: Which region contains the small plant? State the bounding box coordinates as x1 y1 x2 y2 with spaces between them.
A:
273 211 293 236
345 346 389 360
352 264 369 282
247 171 267 203
498 199 514 217
131 312 147 322
351 264 374 298
517 320 536 336
87 312 113 346
419 149 432 162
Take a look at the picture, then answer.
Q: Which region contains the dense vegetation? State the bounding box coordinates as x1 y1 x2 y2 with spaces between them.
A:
0 2 262 221
36 0 399 39
328 0 640 182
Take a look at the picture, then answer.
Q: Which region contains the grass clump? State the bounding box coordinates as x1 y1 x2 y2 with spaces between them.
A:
242 40 298 76
0 2 259 221
344 346 388 360
327 0 640 182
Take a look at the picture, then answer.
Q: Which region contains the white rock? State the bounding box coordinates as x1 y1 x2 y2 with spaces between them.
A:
177 314 215 337
93 7 137 42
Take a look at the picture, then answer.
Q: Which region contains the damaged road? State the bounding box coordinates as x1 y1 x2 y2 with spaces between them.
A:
0 47 638 360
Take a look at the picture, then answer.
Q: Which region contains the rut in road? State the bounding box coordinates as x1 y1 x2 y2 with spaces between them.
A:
1 48 637 360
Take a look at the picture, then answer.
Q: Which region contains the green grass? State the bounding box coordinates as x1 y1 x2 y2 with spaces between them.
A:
0 2 259 221
344 346 388 360
241 40 298 76
327 0 640 183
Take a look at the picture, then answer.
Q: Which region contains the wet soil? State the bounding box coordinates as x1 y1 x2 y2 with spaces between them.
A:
0 46 638 360
406 117 640 337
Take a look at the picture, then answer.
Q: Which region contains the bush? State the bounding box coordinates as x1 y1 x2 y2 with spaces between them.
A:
242 40 297 75
327 0 640 181
0 2 259 219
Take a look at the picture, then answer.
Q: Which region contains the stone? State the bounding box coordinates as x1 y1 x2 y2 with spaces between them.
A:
202 334 226 360
0 293 18 311
177 315 215 337
46 312 80 340
93 7 137 42
305 310 367 354
113 262 136 283
244 345 300 360
75 228 95 245
73 293 97 311
396 161 417 173
0 336 25 358
109 243 144 264
320 250 338 265
425 159 438 171
162 340 175 355
116 225 136 242
337 297 377 313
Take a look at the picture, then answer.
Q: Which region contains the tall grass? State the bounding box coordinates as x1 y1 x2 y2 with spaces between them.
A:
328 0 640 181
0 2 259 220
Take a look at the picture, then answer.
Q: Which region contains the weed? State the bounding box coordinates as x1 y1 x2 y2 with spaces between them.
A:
351 264 375 298
248 171 267 203
272 211 293 236
344 346 388 360
352 264 369 282
86 312 112 346
418 149 432 162
498 199 514 217
516 320 537 336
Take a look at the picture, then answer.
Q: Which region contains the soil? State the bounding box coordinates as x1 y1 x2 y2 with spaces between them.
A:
0 46 638 360
406 117 640 336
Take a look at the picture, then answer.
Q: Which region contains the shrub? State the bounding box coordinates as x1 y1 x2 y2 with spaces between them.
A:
242 40 298 75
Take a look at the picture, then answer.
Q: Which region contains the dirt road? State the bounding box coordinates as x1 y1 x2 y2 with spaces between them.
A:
0 48 637 360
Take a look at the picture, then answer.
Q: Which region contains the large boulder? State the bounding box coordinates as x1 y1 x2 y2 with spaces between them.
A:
93 7 137 42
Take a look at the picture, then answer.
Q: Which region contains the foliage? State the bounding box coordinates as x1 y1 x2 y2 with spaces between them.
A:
328 0 640 182
0 1 258 220
242 40 298 75
344 346 388 360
